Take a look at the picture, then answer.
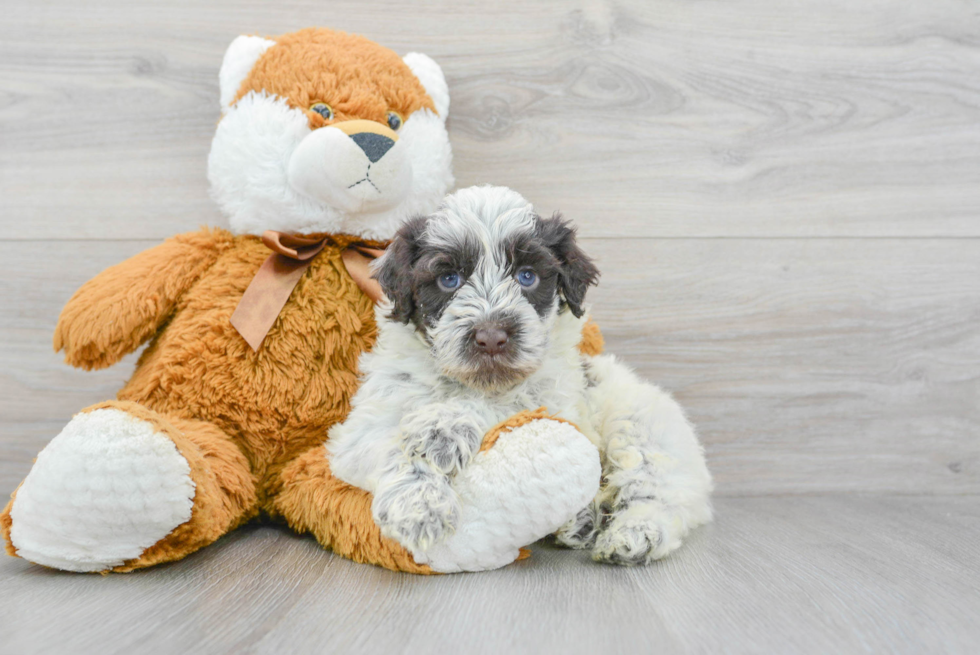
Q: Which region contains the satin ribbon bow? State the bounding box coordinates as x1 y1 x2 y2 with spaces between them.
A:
230 230 386 351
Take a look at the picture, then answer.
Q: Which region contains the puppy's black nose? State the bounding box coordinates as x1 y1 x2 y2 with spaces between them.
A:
474 327 509 356
350 132 395 163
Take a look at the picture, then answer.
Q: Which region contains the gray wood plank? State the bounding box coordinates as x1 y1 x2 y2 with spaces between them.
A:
0 496 976 655
589 237 980 496
1 238 976 496
2 0 978 239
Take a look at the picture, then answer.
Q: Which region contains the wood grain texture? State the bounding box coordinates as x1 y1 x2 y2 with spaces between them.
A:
0 496 977 655
588 238 980 496
1 0 979 239
1 239 976 496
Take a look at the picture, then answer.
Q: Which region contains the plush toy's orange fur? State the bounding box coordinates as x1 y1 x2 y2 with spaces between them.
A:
273 443 435 574
0 496 12 556
577 318 605 358
235 28 437 129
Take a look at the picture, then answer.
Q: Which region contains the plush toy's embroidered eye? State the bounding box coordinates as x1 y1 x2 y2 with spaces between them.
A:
310 103 333 120
387 111 403 131
437 272 462 291
516 268 539 289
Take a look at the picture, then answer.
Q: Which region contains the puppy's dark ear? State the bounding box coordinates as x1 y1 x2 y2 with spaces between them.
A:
374 215 426 323
536 212 599 318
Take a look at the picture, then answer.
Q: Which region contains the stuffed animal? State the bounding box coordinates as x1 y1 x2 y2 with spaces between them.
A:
0 27 604 574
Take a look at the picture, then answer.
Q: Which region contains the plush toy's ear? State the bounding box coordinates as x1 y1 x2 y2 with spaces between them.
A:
219 35 276 113
535 213 600 318
403 53 449 121
373 215 427 323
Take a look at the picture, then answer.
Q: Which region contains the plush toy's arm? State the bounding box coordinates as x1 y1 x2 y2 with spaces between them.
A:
54 228 234 370
578 317 605 356
413 409 601 572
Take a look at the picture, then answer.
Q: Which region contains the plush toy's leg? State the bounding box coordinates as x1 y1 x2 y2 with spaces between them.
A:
272 444 436 574
274 409 600 574
1 400 257 572
556 354 714 565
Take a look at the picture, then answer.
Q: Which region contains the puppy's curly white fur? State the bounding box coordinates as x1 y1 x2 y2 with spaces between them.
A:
328 185 713 564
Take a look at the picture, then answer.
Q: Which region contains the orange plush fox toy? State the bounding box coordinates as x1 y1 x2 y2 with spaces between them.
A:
1 28 602 574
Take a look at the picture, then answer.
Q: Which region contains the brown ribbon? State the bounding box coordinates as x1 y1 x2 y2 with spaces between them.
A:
230 230 386 351
341 245 387 303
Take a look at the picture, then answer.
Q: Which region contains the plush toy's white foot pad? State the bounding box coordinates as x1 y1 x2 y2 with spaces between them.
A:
9 408 195 572
411 419 601 573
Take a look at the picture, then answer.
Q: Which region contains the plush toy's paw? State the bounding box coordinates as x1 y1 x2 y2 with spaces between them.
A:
555 501 601 550
410 417 601 573
399 405 483 475
372 465 461 552
591 501 681 566
5 408 195 572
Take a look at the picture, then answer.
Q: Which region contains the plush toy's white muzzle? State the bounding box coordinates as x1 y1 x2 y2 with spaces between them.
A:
287 120 413 214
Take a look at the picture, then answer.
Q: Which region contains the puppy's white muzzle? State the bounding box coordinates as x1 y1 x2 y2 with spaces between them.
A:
288 119 413 214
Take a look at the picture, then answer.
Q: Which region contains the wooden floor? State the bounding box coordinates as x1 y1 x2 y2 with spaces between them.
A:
1 0 978 653
2 496 978 655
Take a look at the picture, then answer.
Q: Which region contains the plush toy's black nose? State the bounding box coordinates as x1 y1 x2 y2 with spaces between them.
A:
350 132 395 163
474 326 509 356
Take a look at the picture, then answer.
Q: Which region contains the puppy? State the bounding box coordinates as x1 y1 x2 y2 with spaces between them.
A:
328 185 713 565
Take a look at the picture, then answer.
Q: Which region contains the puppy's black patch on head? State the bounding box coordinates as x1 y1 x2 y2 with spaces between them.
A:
410 231 480 332
503 230 562 318
533 213 599 317
374 215 427 324
375 214 482 333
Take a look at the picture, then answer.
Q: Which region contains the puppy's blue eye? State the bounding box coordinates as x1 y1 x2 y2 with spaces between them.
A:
516 269 538 288
438 272 462 291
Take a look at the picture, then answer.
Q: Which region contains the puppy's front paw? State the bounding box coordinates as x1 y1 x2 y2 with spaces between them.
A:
372 471 462 552
401 407 482 475
592 502 682 566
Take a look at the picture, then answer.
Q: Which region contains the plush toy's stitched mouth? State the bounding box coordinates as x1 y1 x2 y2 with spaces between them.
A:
347 163 382 193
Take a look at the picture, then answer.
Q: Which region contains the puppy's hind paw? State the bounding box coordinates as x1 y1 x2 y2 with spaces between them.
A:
372 472 462 553
592 503 683 566
554 502 600 550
